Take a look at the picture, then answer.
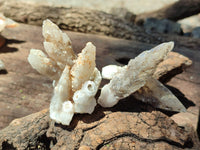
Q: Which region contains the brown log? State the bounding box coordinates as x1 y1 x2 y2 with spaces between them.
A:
0 106 199 149
135 0 200 25
1 1 200 50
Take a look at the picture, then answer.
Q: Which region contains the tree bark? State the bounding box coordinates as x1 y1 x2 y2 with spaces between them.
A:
0 106 199 149
135 0 200 25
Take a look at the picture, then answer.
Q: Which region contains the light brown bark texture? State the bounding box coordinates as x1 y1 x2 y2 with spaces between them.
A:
135 0 200 24
0 107 199 150
1 1 200 50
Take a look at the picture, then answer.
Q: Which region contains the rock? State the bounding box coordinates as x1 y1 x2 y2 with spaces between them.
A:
110 7 136 22
191 27 200 38
143 18 183 35
0 105 199 149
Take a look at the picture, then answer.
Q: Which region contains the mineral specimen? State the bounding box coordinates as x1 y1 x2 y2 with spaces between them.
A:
134 78 186 112
28 19 101 125
28 19 186 126
99 42 186 112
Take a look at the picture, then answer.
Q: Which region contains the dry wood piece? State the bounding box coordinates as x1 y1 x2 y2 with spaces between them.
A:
0 105 199 149
0 1 139 40
1 1 200 50
154 51 192 83
135 0 200 25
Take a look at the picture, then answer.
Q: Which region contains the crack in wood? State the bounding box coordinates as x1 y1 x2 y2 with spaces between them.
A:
96 132 193 150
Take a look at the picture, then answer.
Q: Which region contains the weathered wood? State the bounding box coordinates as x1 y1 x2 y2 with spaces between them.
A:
0 106 199 149
1 1 200 50
135 0 200 25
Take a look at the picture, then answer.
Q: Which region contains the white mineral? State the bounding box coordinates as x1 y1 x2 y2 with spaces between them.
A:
102 65 123 80
28 19 101 125
134 78 186 112
28 19 186 126
98 42 186 112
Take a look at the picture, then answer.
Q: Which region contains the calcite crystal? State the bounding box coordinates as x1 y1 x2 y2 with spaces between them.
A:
28 19 186 125
28 19 101 125
99 42 186 112
134 78 186 112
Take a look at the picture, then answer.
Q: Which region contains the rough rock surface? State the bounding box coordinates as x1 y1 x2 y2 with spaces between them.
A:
0 102 199 150
143 18 182 35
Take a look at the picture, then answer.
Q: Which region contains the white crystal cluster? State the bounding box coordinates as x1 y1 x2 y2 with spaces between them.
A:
28 19 101 125
99 42 186 112
28 19 186 126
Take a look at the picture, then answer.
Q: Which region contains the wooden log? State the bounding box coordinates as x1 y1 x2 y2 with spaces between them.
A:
135 0 200 25
0 105 200 149
1 1 200 50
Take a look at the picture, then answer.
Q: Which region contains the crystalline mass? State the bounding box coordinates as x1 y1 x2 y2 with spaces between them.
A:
98 42 186 112
28 19 102 125
28 19 186 126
